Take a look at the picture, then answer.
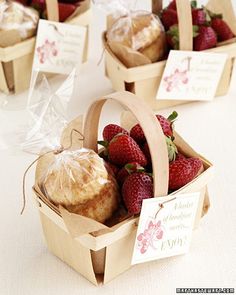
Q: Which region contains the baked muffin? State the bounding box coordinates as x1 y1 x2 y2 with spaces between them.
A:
106 11 166 67
41 148 120 224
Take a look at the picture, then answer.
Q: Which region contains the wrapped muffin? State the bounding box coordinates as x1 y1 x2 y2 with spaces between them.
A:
40 148 120 224
106 11 166 67
0 0 39 43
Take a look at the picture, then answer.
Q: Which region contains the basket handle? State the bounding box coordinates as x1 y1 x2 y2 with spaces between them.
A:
45 0 59 22
152 0 193 51
83 91 169 197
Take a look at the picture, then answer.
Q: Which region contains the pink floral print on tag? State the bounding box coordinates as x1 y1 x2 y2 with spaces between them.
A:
164 69 189 92
163 56 192 92
137 219 164 254
37 39 58 64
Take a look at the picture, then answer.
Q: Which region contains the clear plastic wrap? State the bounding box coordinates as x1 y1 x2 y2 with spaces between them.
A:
21 72 73 154
0 0 39 43
39 148 120 223
107 11 166 67
21 71 120 223
93 0 132 20
94 0 166 67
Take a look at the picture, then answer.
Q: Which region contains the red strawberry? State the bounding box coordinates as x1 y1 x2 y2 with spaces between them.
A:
122 173 153 214
165 136 178 161
105 162 119 176
58 0 83 3
103 124 129 142
211 18 234 41
193 26 217 51
192 9 206 25
31 0 46 14
142 136 178 164
156 112 177 138
58 3 76 22
130 111 178 143
169 157 203 191
142 142 152 167
130 123 146 144
175 152 186 161
15 0 29 5
166 0 197 12
167 25 199 50
161 9 178 30
166 25 179 49
98 149 108 160
108 134 147 167
117 162 145 185
167 0 177 11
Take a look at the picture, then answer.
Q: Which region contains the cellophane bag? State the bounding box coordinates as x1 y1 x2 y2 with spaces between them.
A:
23 71 120 224
94 0 167 67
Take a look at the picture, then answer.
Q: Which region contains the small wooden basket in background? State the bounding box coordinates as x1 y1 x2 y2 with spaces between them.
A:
0 0 91 95
33 91 214 285
103 0 236 110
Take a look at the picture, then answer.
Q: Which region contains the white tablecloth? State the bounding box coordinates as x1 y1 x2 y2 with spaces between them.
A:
0 2 236 294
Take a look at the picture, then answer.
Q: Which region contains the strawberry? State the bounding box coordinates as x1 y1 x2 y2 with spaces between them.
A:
156 111 178 138
30 0 46 14
130 111 178 143
193 26 217 51
108 134 147 167
105 161 119 176
103 124 129 142
117 162 145 185
98 149 108 161
122 172 153 214
169 157 203 191
58 3 76 22
211 18 234 41
167 25 199 50
175 152 186 161
58 0 83 3
142 136 178 164
167 0 177 11
15 0 30 5
165 136 178 161
166 25 179 49
142 142 152 167
192 9 206 25
161 9 178 30
130 123 146 144
166 0 197 12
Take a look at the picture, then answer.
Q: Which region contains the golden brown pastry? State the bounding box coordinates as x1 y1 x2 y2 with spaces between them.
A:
41 148 120 224
106 12 166 67
0 1 39 41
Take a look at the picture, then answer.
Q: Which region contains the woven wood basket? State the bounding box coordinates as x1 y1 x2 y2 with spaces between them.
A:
33 91 214 285
103 0 236 110
0 0 91 94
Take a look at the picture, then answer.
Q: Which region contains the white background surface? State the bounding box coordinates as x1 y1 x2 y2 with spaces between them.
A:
0 1 236 294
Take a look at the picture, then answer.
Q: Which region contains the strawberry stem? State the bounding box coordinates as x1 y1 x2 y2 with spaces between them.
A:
166 136 178 162
191 0 197 9
206 8 222 20
125 163 145 174
167 111 178 122
97 140 109 148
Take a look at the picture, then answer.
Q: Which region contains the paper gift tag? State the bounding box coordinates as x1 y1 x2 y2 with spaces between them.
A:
156 50 227 101
33 19 86 74
131 192 200 265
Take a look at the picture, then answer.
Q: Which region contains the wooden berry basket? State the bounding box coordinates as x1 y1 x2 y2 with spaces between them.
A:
0 0 91 95
103 0 236 110
33 91 214 285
